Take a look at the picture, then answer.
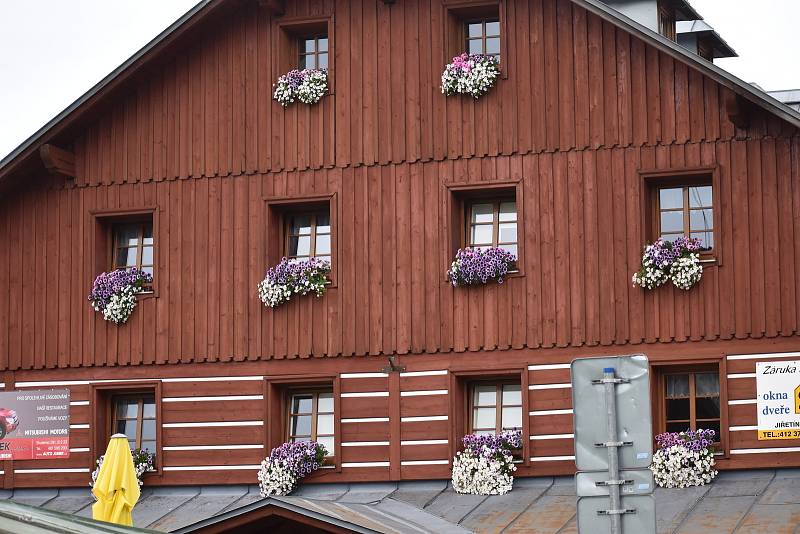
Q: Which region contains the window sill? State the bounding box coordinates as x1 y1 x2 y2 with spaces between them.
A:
136 290 158 300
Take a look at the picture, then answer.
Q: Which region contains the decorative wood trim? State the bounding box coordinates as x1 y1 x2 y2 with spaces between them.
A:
39 144 75 177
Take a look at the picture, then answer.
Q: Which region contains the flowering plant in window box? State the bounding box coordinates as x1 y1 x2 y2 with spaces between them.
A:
632 237 703 291
651 429 718 488
441 53 500 99
258 257 331 308
90 448 155 491
451 429 522 495
447 247 516 287
88 268 153 324
258 441 327 497
273 69 328 107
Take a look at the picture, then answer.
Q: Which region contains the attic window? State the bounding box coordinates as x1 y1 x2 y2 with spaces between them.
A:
658 1 676 40
444 2 506 78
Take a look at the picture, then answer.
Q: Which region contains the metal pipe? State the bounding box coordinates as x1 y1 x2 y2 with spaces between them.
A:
604 367 622 534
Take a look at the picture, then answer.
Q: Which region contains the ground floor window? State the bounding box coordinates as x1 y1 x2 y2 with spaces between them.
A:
111 394 157 453
662 369 721 438
287 390 335 456
470 382 522 435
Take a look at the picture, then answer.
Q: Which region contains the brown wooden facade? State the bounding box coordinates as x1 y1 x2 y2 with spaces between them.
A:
0 0 799 489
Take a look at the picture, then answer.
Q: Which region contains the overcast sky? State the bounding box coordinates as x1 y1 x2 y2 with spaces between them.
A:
0 0 797 161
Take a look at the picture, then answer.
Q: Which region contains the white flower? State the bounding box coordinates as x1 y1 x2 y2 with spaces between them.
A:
650 445 717 488
451 449 516 495
101 286 138 324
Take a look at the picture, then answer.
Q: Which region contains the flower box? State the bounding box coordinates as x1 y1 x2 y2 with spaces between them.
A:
257 257 331 308
258 441 327 496
441 53 500 99
632 237 703 291
447 247 516 287
273 69 328 107
91 448 155 491
651 429 718 488
88 268 153 324
451 430 521 495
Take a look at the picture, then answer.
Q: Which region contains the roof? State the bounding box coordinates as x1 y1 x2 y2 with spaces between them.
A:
5 469 800 533
1 0 799 183
769 89 800 112
0 499 161 534
677 20 738 58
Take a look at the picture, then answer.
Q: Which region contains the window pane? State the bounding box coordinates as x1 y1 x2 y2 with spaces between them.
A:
317 435 334 455
116 419 138 438
502 384 521 405
315 234 331 256
474 429 494 436
499 244 517 258
691 231 713 250
666 374 689 397
698 420 720 437
116 226 141 247
304 39 316 53
143 224 154 245
290 215 312 235
502 406 522 429
299 55 310 70
666 398 690 420
291 415 312 437
498 202 516 221
474 407 496 429
467 22 483 38
140 441 156 454
473 385 497 406
690 209 713 232
468 39 484 54
696 397 720 419
116 399 139 419
666 421 688 433
142 266 154 277
695 373 720 396
660 211 684 233
659 188 683 210
292 395 313 414
318 38 328 52
318 392 334 413
141 246 154 266
316 213 331 233
317 413 334 435
471 204 494 223
470 225 493 246
486 37 500 56
689 186 712 208
317 53 328 70
142 419 156 440
498 223 517 244
486 21 500 36
289 236 311 257
142 399 156 419
116 248 138 268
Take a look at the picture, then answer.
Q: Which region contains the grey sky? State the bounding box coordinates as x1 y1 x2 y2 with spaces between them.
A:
0 0 797 161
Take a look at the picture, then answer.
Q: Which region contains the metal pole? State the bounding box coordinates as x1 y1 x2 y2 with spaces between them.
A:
604 367 622 534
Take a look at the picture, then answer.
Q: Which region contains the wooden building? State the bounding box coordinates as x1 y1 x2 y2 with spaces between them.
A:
0 0 799 492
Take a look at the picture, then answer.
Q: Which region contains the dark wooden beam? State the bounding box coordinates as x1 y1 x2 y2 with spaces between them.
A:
39 144 75 177
258 0 285 15
725 93 751 130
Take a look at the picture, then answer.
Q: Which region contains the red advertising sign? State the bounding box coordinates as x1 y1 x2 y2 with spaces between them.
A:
0 389 70 460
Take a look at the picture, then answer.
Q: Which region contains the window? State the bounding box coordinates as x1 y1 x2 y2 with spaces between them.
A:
663 371 720 438
658 2 676 40
287 390 334 455
467 200 517 258
656 185 713 251
111 394 157 453
285 211 331 262
470 382 522 435
465 19 500 61
112 221 154 279
298 36 328 70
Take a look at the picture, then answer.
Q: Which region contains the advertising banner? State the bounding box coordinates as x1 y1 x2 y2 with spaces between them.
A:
0 389 70 460
756 361 800 440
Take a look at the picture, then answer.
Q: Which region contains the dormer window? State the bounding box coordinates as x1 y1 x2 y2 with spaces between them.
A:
299 36 328 70
658 0 676 40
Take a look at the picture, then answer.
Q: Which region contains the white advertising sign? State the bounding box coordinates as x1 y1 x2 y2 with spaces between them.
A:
756 360 800 440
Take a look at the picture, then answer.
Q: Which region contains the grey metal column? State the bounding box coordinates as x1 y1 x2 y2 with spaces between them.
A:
603 367 622 534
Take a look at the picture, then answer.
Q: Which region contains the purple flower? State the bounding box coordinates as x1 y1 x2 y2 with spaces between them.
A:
447 247 516 286
655 429 716 453
88 268 152 312
462 429 522 460
268 440 326 478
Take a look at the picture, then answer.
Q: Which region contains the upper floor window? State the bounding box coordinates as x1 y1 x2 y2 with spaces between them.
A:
287 390 334 456
467 200 517 258
656 185 713 251
299 36 328 70
658 2 676 40
112 394 157 453
663 370 720 439
112 221 154 279
285 211 331 262
465 19 500 61
470 382 522 435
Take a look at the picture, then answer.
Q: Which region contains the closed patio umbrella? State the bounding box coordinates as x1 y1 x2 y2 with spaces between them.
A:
91 433 141 526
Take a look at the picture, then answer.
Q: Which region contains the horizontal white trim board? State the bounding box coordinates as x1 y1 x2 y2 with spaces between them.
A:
162 395 263 403
341 417 390 423
529 383 572 390
529 409 573 416
69 447 90 453
729 426 758 432
530 455 575 462
528 363 571 371
340 391 389 398
401 439 449 446
161 376 263 382
340 372 388 379
400 370 448 377
70 401 90 406
15 375 264 388
15 468 90 474
70 424 89 429
400 390 448 397
727 352 800 361
530 433 575 440
731 446 800 455
162 421 263 428
341 461 390 468
163 465 261 471
341 441 390 447
401 415 448 422
401 460 449 466
163 444 264 451
728 373 756 379
728 399 756 405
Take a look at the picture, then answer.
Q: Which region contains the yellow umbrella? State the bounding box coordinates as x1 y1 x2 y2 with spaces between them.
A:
91 433 141 526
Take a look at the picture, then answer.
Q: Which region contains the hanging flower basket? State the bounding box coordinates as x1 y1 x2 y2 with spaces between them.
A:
651 429 718 488
88 268 152 324
90 448 155 492
258 257 331 308
441 53 500 99
451 430 522 495
258 441 327 497
447 247 516 287
632 237 703 291
273 69 328 106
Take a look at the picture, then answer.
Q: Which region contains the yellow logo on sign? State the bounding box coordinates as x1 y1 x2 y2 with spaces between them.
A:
796 385 800 414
